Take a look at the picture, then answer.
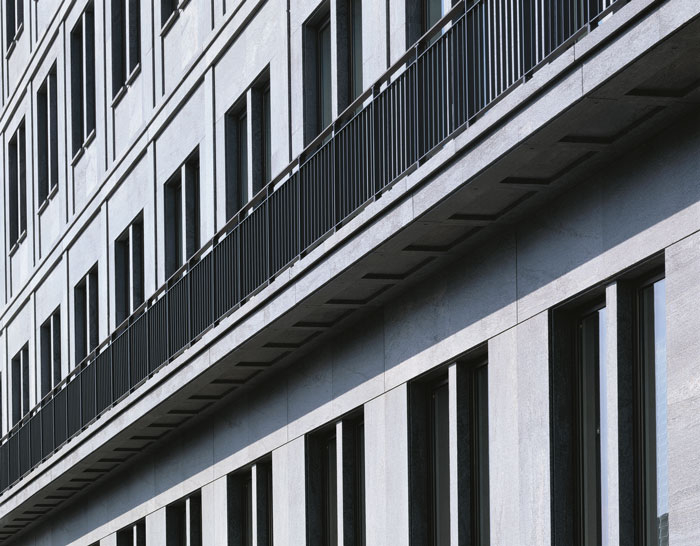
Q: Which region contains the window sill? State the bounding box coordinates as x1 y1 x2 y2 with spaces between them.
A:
160 10 180 37
111 64 142 108
5 23 23 58
38 185 58 215
71 129 96 166
8 231 26 257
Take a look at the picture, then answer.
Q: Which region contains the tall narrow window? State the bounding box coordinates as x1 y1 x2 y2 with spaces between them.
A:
164 152 199 278
117 519 146 546
423 0 443 33
115 214 144 325
227 458 273 546
40 309 61 397
37 64 59 206
307 428 338 546
166 491 202 546
307 415 365 546
251 76 271 195
429 377 450 546
74 265 99 364
5 0 23 48
409 371 449 546
337 0 362 109
637 278 668 546
112 0 141 96
8 120 26 249
11 344 29 426
303 4 332 144
225 104 248 219
71 2 96 156
551 303 606 546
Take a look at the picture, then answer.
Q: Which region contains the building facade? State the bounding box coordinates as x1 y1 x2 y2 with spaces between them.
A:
0 0 699 544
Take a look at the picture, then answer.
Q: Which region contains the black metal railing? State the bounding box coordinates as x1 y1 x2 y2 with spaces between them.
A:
0 0 628 495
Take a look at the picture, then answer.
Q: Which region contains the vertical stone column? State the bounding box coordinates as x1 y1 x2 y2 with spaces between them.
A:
666 233 700 545
146 507 167 546
272 436 306 546
488 311 551 545
202 476 228 546
365 384 409 546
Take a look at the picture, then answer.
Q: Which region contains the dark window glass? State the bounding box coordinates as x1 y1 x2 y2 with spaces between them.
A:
37 65 59 205
115 214 145 325
8 121 26 248
429 379 450 546
71 3 96 155
11 344 29 425
236 110 248 208
74 265 99 364
165 176 183 277
349 0 363 101
40 309 61 397
112 0 141 96
161 0 178 27
423 0 443 33
318 19 332 134
5 0 23 47
639 279 668 546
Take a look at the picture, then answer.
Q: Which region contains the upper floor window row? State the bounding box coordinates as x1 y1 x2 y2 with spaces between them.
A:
71 2 96 158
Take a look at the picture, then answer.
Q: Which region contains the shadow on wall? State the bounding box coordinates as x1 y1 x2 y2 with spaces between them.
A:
23 106 700 545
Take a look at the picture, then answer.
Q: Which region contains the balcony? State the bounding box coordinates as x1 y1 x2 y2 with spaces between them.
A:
2 0 700 540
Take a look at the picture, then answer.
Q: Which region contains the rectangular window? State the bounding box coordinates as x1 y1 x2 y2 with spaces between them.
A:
409 361 489 546
348 0 362 102
117 519 146 546
336 0 362 110
37 64 59 206
115 214 144 325
423 0 443 33
74 265 99 364
307 415 365 546
5 0 23 47
166 491 202 546
227 459 273 546
303 4 332 144
11 344 29 426
551 303 607 546
161 0 177 27
71 2 96 156
225 104 248 219
112 0 141 96
40 308 61 397
165 152 199 278
8 120 27 249
639 278 668 545
251 77 271 195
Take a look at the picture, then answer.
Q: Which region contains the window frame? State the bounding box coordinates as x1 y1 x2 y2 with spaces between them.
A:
37 63 59 210
7 119 27 253
111 0 141 101
70 2 96 160
40 308 61 398
633 271 668 546
114 213 145 327
5 0 24 53
74 264 99 365
10 343 29 426
164 151 200 279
